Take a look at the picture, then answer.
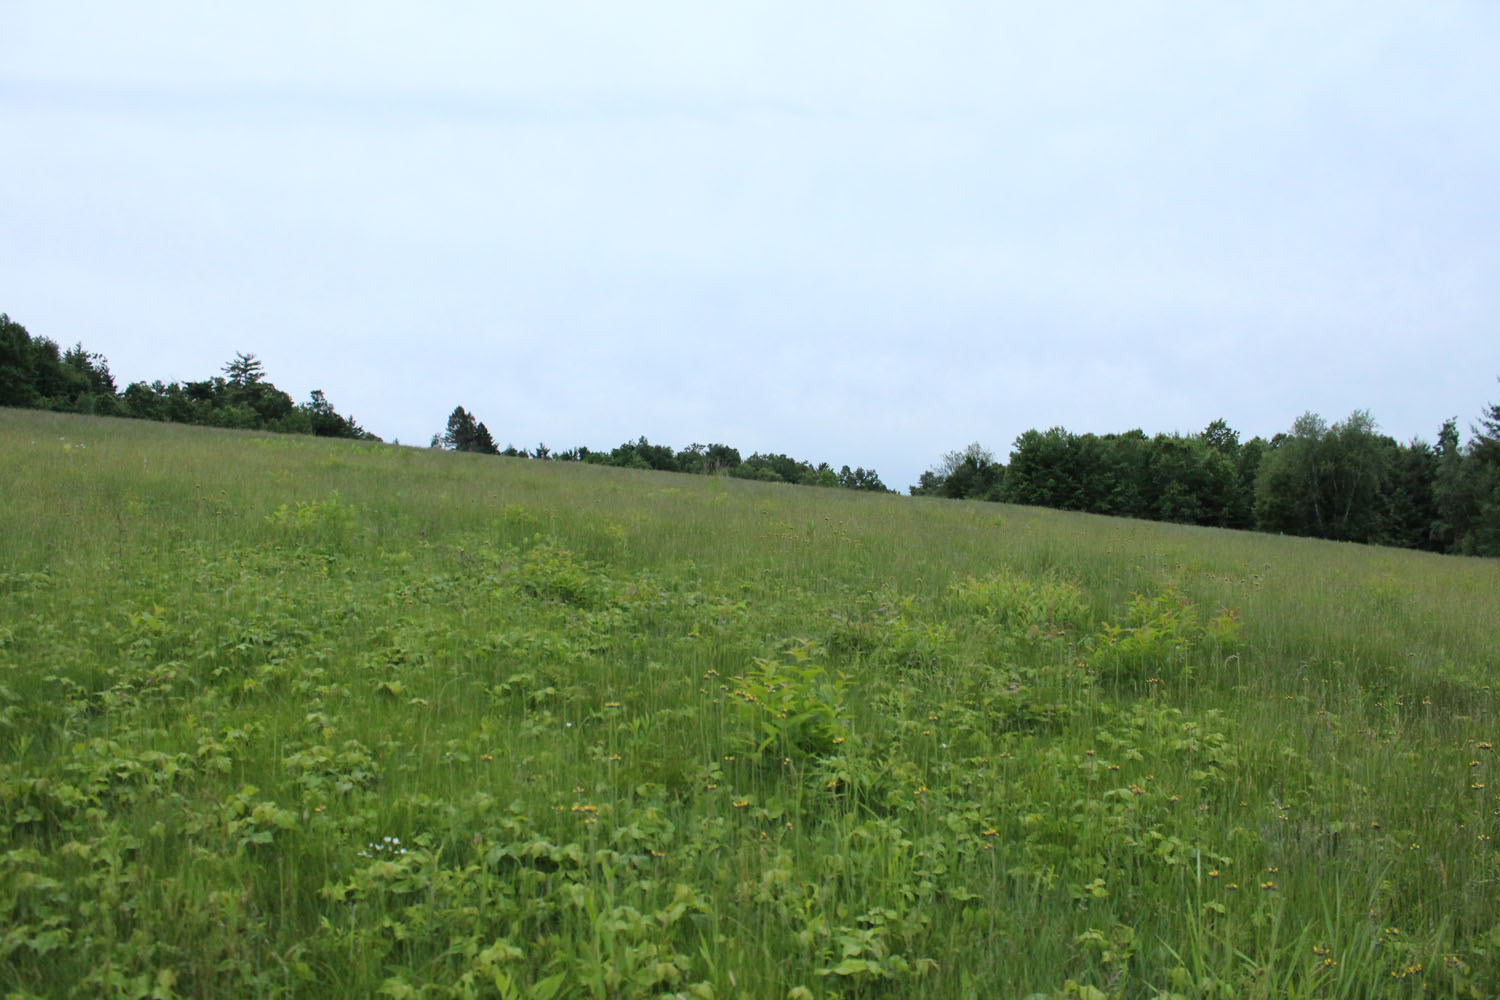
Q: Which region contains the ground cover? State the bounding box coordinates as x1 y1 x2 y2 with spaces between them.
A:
2 407 1498 999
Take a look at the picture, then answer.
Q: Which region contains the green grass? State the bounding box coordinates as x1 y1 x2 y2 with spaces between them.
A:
3 407 1499 999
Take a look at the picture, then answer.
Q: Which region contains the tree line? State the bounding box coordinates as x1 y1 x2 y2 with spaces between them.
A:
0 314 375 440
434 405 894 492
7 311 1496 554
911 398 1500 557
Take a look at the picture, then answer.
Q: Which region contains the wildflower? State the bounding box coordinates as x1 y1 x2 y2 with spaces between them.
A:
1207 869 1219 878
1479 742 1493 751
733 800 749 809
1260 881 1276 891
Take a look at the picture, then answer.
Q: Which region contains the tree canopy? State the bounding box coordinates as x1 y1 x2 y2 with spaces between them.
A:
0 314 375 441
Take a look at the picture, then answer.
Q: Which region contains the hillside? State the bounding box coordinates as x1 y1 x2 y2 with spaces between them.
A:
3 407 1499 999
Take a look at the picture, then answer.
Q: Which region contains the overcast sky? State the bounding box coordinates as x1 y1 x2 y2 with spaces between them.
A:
5 3 1499 489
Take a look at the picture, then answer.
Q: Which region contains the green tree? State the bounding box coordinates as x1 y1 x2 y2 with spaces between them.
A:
0 313 39 407
926 443 1004 500
223 352 265 388
1254 411 1392 543
608 436 678 471
62 343 119 413
676 443 741 475
1444 383 1500 555
442 406 479 451
1200 418 1240 456
1141 434 1236 526
838 465 891 492
439 406 498 453
1001 429 1131 513
1381 438 1440 551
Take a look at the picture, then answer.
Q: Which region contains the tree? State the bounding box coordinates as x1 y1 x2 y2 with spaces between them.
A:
838 465 891 492
0 314 38 407
223 352 266 388
912 443 1003 500
1455 382 1500 555
1381 438 1440 551
1254 410 1392 543
442 407 476 450
605 436 677 471
472 421 499 455
1200 418 1240 455
1229 437 1266 530
1002 429 1128 512
1141 434 1237 527
676 442 741 475
64 343 118 399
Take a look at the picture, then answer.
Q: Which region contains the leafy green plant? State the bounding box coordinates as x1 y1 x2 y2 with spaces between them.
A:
948 568 1090 638
1088 588 1242 685
728 640 849 760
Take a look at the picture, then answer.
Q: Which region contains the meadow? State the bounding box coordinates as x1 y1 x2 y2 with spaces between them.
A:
2 407 1499 999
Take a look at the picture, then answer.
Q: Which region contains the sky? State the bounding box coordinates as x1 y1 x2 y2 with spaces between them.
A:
4 2 1499 490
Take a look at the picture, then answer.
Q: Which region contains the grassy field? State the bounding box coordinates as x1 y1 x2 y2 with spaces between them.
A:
3 407 1499 999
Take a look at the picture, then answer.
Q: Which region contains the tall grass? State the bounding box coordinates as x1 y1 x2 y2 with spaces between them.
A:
2 407 1498 999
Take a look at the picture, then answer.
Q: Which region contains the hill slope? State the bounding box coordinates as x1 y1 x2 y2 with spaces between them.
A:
3 408 1499 999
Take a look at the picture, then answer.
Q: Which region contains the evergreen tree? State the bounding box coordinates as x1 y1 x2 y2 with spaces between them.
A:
442 407 479 451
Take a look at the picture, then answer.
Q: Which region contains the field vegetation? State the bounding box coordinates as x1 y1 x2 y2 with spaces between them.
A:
2 408 1499 998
